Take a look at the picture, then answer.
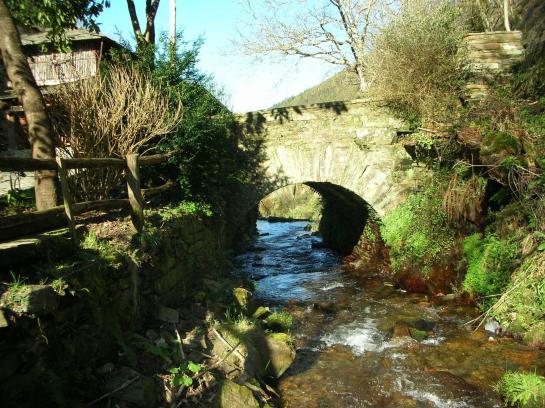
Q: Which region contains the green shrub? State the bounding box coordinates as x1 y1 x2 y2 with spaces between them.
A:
495 371 545 408
381 181 455 274
462 233 518 308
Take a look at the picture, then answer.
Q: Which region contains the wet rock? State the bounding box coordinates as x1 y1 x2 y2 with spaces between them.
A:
313 301 336 313
212 380 260 408
311 240 325 249
105 367 155 408
156 306 179 323
392 322 412 338
404 318 436 332
484 318 501 334
0 285 59 315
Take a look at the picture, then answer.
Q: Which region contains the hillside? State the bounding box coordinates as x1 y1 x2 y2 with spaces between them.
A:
272 69 362 108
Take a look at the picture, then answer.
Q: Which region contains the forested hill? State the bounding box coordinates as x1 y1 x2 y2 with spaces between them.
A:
272 69 362 108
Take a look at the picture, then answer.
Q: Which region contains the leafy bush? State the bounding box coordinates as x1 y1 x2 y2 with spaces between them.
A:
381 179 456 274
462 233 518 308
495 371 545 408
366 0 468 124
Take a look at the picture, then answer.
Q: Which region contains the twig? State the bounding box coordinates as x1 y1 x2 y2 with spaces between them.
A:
174 325 185 360
87 376 139 406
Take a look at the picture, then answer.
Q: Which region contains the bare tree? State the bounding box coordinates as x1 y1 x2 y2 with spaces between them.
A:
236 0 389 92
0 0 58 210
126 0 160 48
49 65 182 200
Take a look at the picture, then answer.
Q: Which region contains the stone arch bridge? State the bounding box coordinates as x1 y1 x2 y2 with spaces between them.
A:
236 99 424 254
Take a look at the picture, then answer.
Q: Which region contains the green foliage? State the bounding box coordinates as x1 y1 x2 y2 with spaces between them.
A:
490 253 545 343
169 361 201 388
258 184 322 221
495 371 545 408
6 0 109 51
381 178 456 274
81 231 121 265
481 131 521 156
0 187 35 215
264 311 293 333
462 233 518 308
109 32 268 214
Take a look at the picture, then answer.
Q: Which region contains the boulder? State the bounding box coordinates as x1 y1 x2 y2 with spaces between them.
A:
0 285 58 315
212 380 260 408
0 310 8 328
105 367 155 408
262 333 296 378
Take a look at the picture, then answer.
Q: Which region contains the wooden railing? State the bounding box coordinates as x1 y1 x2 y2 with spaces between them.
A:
0 151 177 242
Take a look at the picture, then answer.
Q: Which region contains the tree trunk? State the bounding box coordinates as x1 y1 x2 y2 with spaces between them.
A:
0 0 58 210
503 0 511 31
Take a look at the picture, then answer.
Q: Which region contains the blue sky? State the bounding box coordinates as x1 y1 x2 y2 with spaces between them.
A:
97 0 336 112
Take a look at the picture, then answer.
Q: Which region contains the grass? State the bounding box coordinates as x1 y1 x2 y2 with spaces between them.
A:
462 233 519 309
1 272 29 308
381 177 456 274
495 371 545 408
264 311 293 333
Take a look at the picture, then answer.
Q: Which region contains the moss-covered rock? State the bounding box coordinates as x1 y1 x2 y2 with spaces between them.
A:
212 380 260 408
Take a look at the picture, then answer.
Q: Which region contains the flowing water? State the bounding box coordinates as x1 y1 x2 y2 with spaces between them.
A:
234 220 545 408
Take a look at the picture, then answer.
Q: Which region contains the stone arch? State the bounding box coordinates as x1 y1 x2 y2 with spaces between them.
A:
258 181 376 255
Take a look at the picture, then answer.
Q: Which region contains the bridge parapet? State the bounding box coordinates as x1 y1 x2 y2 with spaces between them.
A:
237 99 422 216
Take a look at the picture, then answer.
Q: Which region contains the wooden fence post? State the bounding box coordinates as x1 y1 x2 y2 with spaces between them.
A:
126 153 145 233
55 157 77 241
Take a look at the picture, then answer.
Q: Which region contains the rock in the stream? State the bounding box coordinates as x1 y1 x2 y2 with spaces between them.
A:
392 322 412 339
105 367 155 408
313 301 336 313
212 380 260 408
484 318 501 334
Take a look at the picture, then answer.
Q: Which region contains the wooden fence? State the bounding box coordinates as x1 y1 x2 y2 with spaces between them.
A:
0 151 177 242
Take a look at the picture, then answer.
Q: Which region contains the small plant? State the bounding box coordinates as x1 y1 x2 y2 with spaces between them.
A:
495 371 545 408
1 272 28 308
462 233 518 309
169 361 202 388
264 311 293 333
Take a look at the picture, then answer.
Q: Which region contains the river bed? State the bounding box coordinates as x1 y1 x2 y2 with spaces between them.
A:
234 220 545 408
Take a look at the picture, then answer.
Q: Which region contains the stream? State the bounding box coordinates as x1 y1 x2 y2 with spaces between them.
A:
234 220 545 408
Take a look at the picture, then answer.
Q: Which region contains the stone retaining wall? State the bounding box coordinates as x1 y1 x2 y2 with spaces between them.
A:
465 31 525 99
